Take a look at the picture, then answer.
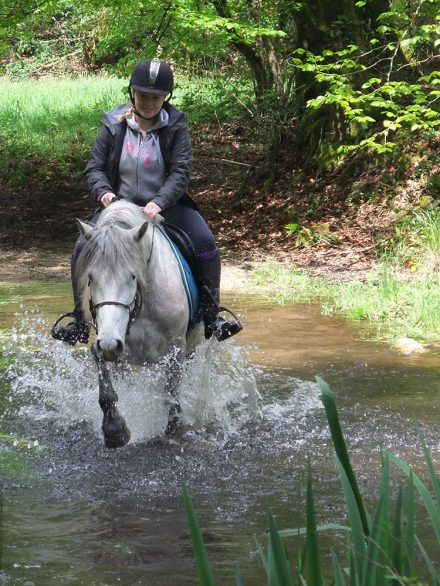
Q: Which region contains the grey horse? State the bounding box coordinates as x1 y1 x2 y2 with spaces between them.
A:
75 200 203 448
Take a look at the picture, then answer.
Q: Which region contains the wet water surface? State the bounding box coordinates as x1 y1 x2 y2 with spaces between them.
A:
0 282 439 584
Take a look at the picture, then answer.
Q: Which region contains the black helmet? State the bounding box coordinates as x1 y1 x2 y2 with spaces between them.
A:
129 58 173 96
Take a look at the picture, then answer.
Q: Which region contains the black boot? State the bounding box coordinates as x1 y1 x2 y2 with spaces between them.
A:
197 252 243 342
203 301 243 341
51 237 90 346
51 309 90 346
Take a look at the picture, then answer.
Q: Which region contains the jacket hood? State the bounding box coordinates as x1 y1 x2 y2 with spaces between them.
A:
101 102 185 133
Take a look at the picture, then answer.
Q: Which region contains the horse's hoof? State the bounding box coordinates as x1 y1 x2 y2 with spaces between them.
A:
102 410 131 448
165 416 180 436
103 427 131 449
165 403 181 435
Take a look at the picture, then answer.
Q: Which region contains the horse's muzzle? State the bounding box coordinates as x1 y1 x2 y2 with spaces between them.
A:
96 337 124 362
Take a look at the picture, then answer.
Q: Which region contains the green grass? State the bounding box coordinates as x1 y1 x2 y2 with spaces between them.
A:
0 74 253 185
252 203 440 343
0 76 125 184
250 260 326 305
183 378 440 585
251 259 440 343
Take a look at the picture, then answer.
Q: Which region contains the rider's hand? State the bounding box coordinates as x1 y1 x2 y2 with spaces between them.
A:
143 201 162 219
101 192 116 207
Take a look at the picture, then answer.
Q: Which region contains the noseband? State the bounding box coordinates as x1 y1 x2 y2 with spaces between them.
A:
89 283 143 336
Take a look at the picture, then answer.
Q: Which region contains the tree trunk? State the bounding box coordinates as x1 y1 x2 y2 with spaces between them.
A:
211 0 275 99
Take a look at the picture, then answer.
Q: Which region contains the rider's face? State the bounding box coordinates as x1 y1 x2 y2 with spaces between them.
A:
133 91 165 119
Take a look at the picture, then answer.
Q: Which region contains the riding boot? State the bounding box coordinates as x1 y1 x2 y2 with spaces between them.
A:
51 245 90 346
197 250 243 342
51 306 90 346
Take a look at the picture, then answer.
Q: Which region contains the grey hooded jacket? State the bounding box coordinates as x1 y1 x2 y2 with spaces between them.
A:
85 102 195 211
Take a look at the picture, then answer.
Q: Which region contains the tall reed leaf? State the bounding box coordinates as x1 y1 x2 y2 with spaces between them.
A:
181 483 216 586
385 452 440 542
417 430 440 506
361 493 386 586
317 376 370 536
268 512 294 586
335 456 368 580
361 458 394 586
331 550 347 586
403 474 415 576
254 535 269 574
415 536 440 585
370 454 391 586
305 465 325 586
391 486 404 578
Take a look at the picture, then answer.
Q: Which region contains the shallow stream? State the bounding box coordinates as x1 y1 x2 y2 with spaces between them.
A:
0 282 439 584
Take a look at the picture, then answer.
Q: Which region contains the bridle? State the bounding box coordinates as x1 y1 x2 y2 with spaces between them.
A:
85 213 158 336
88 282 143 336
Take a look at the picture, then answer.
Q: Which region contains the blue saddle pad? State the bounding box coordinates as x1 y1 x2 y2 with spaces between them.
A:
158 226 200 324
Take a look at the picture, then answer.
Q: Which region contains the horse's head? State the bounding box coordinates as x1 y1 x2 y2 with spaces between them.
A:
76 218 149 362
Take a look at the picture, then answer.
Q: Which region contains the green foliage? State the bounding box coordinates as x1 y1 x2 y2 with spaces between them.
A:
182 482 216 586
295 50 439 163
1 0 438 174
384 207 440 270
173 74 254 124
319 378 369 536
183 378 440 584
0 0 284 78
285 223 336 248
251 261 326 305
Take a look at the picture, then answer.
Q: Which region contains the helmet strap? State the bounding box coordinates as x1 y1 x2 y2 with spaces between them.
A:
128 84 169 120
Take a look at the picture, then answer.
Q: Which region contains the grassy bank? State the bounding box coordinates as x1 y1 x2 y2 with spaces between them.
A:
251 259 440 344
0 75 253 185
250 200 440 344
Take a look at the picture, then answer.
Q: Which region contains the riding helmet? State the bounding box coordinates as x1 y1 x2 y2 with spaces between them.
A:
130 58 174 96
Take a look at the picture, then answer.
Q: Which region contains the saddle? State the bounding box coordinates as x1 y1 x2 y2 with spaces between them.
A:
162 222 198 280
161 222 200 324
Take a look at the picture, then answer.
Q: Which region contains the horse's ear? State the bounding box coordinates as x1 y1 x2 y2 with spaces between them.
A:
130 221 149 242
76 219 95 240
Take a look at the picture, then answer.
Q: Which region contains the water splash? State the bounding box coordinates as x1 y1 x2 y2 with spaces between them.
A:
2 312 261 445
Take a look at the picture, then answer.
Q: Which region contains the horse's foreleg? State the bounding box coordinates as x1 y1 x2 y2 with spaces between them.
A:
91 343 131 448
164 349 184 435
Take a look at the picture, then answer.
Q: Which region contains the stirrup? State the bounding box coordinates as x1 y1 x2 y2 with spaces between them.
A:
206 307 243 342
51 312 90 346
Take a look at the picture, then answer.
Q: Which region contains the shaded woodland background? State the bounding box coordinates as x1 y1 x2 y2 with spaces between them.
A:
0 0 439 275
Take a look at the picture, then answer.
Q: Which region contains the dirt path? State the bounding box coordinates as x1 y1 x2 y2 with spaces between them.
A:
0 180 255 292
0 133 380 290
0 247 254 295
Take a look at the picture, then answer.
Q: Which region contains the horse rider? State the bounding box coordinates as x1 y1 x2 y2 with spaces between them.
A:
51 58 242 345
